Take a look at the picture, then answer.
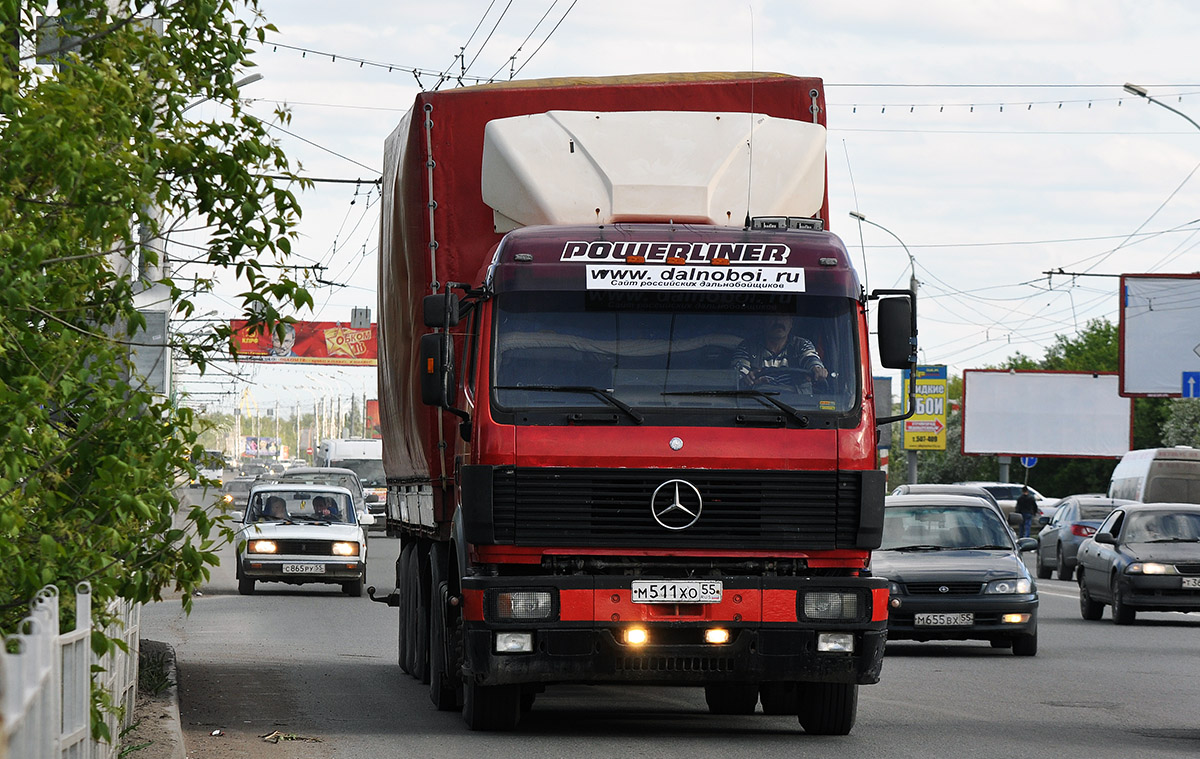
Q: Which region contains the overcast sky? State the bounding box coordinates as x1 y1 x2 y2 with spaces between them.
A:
175 0 1200 413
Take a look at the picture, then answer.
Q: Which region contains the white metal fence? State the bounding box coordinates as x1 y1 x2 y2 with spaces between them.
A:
0 584 140 759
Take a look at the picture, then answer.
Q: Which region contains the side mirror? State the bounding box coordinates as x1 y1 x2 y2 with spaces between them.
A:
419 333 455 407
423 293 460 328
1016 537 1038 552
1037 516 1050 525
876 296 915 369
1094 532 1117 545
231 511 244 522
1008 512 1023 527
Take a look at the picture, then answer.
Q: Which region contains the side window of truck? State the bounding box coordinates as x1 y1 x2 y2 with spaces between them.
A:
464 305 480 396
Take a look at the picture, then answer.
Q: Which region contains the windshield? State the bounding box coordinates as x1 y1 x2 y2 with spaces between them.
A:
1079 504 1118 521
492 291 859 419
331 459 385 487
881 505 1014 550
1124 511 1200 542
246 490 357 524
982 485 1027 501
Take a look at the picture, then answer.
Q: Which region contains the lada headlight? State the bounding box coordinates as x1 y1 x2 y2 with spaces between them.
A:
331 542 360 557
248 540 277 554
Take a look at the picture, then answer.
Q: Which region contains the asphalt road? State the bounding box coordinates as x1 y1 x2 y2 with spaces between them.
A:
142 488 1200 758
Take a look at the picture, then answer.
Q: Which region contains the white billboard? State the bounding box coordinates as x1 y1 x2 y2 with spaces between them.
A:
962 370 1131 458
1120 274 1200 397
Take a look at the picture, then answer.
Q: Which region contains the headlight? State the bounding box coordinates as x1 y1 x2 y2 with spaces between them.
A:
331 542 360 557
248 540 277 554
490 590 554 620
1128 562 1174 575
984 578 1032 594
800 591 861 620
221 494 233 504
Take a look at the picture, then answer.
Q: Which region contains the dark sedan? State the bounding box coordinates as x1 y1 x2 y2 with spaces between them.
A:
1076 503 1200 624
1035 496 1136 581
873 495 1039 655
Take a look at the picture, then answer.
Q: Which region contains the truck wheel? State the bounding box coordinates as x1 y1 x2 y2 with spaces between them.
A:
462 683 521 731
1078 575 1103 621
429 576 458 711
796 682 858 735
759 682 799 715
704 683 758 715
410 547 430 681
397 544 412 672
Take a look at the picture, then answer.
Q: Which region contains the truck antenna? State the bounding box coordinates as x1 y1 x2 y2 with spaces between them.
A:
744 3 756 228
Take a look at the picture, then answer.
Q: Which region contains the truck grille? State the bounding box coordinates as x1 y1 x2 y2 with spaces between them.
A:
490 468 866 550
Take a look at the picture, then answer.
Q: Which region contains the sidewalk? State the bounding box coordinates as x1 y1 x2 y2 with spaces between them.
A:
121 640 185 759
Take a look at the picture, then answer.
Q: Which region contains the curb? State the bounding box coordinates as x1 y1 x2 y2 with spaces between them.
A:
133 640 187 759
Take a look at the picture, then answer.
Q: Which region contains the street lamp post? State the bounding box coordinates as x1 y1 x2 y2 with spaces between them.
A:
849 211 920 485
1124 82 1200 132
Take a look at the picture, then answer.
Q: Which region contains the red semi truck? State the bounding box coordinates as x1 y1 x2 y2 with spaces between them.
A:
372 72 917 733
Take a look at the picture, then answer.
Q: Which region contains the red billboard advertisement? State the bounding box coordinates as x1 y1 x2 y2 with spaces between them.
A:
231 320 377 365
365 399 382 439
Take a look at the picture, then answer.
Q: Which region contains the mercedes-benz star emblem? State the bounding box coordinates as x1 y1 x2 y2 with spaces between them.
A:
650 479 703 531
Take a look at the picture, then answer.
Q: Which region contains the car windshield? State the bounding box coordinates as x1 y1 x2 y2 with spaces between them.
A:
881 505 1014 550
1124 511 1200 542
492 291 860 417
247 490 356 524
333 459 385 487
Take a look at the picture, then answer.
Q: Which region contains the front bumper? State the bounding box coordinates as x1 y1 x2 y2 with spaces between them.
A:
240 557 365 584
1120 575 1200 613
460 574 889 687
885 593 1038 641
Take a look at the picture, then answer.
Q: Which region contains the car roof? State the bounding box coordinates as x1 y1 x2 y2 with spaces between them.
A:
1064 496 1138 507
276 466 359 477
885 494 1003 509
1114 502 1200 514
248 482 354 497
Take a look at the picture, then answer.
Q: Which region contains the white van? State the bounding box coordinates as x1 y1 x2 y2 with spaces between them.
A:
1108 447 1200 503
317 438 386 524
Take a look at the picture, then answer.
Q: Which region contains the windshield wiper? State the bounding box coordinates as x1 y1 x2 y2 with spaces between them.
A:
662 389 808 426
1142 537 1200 543
959 545 1012 550
494 385 643 424
884 544 945 552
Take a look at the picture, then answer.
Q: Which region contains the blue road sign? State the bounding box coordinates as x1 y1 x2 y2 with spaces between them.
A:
1019 456 1038 468
1184 372 1200 398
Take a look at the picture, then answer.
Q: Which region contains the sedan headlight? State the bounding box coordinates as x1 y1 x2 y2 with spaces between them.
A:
984 578 1032 594
1127 562 1175 575
248 540 278 554
331 541 360 557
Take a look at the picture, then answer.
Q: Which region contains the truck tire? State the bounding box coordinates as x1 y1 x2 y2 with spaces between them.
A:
796 683 858 735
462 683 521 731
759 682 799 715
410 547 430 681
403 547 420 674
429 578 458 710
704 683 758 715
397 544 412 672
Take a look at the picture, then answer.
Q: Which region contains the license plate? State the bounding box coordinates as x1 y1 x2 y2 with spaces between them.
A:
914 612 974 626
631 580 722 604
1183 577 1200 589
282 563 325 574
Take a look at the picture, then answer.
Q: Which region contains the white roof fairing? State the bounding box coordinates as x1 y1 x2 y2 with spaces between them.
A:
481 110 826 231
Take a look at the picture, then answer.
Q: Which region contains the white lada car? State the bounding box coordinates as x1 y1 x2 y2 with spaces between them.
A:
233 483 368 597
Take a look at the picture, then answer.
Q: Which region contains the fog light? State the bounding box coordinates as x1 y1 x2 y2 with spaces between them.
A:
624 627 649 646
803 591 859 620
1001 614 1031 624
704 628 730 644
494 632 533 653
493 590 553 620
816 632 855 653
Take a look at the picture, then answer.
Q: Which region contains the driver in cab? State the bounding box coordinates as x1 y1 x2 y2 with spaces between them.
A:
732 314 828 391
